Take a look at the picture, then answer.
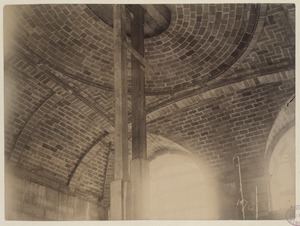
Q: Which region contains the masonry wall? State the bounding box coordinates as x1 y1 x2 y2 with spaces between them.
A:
5 172 107 220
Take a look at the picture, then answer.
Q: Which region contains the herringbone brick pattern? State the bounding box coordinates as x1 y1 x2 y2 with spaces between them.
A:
231 4 295 77
4 4 295 209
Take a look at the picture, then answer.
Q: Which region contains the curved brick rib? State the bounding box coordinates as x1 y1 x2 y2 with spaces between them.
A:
282 4 295 34
264 95 295 159
146 133 217 178
68 135 111 201
143 4 261 94
147 80 295 180
215 4 268 80
40 58 114 93
15 44 115 128
4 4 295 208
12 4 116 97
67 131 109 186
42 68 115 126
5 61 55 159
146 64 294 114
14 28 115 93
23 43 115 93
146 69 294 123
7 46 115 194
65 4 265 96
9 93 60 164
13 4 263 95
146 133 192 158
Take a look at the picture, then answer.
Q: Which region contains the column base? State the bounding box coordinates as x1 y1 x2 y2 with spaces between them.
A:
110 179 128 220
128 158 150 220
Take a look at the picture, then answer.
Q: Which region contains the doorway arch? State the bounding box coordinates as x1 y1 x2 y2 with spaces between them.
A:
269 125 295 213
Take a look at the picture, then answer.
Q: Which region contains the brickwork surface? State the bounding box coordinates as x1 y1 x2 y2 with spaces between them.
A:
4 3 295 219
147 80 295 180
264 95 295 159
231 4 295 78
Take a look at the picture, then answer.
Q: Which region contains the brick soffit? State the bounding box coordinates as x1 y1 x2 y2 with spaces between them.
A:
4 3 295 205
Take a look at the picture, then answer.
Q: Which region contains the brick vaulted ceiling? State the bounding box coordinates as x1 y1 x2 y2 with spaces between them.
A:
4 4 295 206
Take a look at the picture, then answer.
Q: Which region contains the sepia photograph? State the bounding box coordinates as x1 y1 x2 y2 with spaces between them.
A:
2 1 297 223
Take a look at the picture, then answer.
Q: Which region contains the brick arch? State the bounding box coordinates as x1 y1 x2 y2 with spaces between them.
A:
68 138 111 201
14 4 115 91
5 43 115 203
147 135 220 219
12 95 110 184
6 39 115 133
146 69 295 123
282 4 295 34
6 58 116 194
267 125 295 214
7 53 115 166
147 75 295 180
264 94 295 162
146 133 191 158
214 4 267 80
9 93 59 164
11 4 267 96
16 42 115 129
146 133 216 178
144 4 264 94
4 54 57 161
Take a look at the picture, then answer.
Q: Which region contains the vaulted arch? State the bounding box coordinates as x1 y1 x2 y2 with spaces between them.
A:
147 140 219 219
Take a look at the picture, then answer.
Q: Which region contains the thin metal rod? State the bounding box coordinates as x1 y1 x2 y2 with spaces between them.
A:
255 185 258 219
237 157 245 220
234 156 245 220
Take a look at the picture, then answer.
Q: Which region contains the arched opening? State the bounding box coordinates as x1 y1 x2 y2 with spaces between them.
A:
148 152 219 219
269 126 295 216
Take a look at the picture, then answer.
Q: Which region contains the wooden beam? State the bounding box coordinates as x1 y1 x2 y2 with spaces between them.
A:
123 41 149 70
87 4 114 27
142 5 169 29
113 4 128 180
131 5 147 160
110 5 129 220
88 4 171 38
152 4 171 22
